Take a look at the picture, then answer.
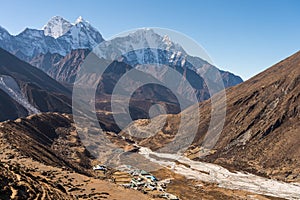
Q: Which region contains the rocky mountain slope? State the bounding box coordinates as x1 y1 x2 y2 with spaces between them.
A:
0 48 72 121
124 50 300 182
201 50 300 182
29 43 241 133
0 113 93 173
30 49 88 83
0 112 154 200
31 49 207 132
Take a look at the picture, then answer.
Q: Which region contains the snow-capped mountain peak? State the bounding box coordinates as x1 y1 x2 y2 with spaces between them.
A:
0 26 11 40
0 25 8 32
0 16 105 60
162 35 171 44
115 29 183 52
43 16 73 38
162 34 176 51
75 16 87 24
59 16 104 50
93 28 192 69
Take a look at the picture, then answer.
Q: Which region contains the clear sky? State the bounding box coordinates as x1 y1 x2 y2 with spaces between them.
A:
0 0 299 80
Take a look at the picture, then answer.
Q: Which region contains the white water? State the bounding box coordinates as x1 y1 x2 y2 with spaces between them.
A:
139 147 300 200
0 75 40 114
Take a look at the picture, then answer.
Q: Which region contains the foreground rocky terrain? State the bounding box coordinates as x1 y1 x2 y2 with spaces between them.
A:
0 113 154 200
0 149 152 200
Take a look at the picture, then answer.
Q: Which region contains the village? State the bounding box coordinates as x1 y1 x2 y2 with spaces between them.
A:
93 164 179 200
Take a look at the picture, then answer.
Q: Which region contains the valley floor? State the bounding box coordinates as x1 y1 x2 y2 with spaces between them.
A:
139 147 300 200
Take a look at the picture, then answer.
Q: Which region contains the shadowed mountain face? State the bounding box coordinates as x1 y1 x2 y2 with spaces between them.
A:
27 27 242 100
124 51 300 182
29 48 238 132
30 49 88 84
30 48 243 90
0 89 28 121
94 60 187 132
30 49 209 132
0 48 72 121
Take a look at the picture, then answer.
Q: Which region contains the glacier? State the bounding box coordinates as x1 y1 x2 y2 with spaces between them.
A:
0 75 40 114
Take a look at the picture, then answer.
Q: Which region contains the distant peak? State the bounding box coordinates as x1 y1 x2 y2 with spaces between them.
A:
75 16 88 24
162 34 171 42
0 25 8 32
50 16 68 21
43 16 72 38
128 28 156 37
45 16 71 26
140 27 155 33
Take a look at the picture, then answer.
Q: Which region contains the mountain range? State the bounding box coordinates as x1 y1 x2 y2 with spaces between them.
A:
1 15 298 200
0 16 243 127
0 16 242 89
0 16 104 61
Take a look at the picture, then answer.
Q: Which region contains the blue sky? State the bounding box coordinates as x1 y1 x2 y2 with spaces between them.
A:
0 0 299 80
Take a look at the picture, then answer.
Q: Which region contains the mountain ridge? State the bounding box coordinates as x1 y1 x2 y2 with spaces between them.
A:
0 16 243 90
0 16 104 61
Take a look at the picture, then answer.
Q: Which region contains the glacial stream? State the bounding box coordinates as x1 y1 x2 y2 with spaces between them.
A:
138 147 300 200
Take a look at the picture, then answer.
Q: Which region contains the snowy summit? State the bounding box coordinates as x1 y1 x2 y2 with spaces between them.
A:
0 16 105 59
43 16 73 38
75 16 86 24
